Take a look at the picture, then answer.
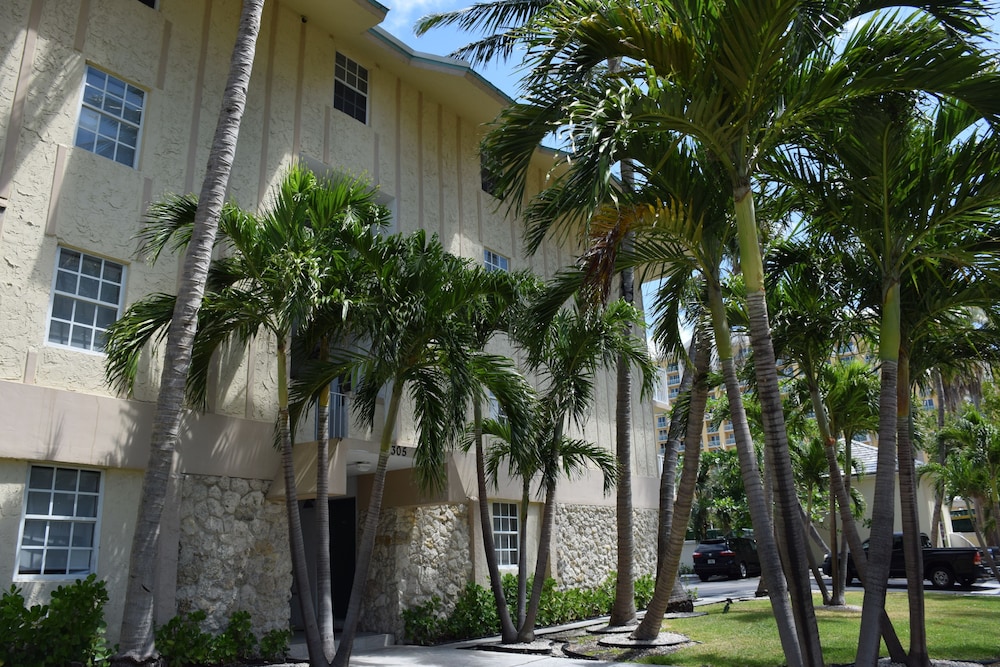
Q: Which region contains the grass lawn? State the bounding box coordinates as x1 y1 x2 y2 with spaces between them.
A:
640 592 1000 666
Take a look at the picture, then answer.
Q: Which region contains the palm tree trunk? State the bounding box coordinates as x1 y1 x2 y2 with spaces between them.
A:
658 337 699 567
611 263 637 627
857 282 902 666
930 370 947 547
707 278 803 666
473 400 518 642
968 498 1000 581
517 477 530 627
812 382 906 661
799 504 830 605
112 3 264 663
732 185 822 667
896 351 930 667
518 473 557 643
332 382 403 667
276 344 326 667
633 328 710 640
316 365 335 662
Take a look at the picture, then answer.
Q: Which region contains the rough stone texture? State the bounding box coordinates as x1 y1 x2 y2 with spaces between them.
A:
361 503 472 639
555 505 658 589
176 474 291 636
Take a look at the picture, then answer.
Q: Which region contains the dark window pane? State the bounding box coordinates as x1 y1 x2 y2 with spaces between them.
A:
58 250 81 271
55 270 77 293
70 324 92 349
55 468 78 491
48 521 71 545
102 263 123 283
26 491 50 515
21 520 47 545
29 466 54 489
52 493 75 516
43 549 68 574
74 301 96 324
72 522 95 547
76 495 98 518
48 321 70 345
19 549 42 574
80 470 101 493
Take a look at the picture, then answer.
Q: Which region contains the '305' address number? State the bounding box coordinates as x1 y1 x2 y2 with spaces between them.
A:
390 445 408 457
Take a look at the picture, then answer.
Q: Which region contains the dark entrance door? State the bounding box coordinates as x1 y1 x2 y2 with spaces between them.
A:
290 497 356 630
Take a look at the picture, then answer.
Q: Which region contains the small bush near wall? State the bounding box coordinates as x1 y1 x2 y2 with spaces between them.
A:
0 574 112 667
402 573 658 645
154 610 291 667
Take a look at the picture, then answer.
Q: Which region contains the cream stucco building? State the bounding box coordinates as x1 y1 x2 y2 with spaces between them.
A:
0 0 662 643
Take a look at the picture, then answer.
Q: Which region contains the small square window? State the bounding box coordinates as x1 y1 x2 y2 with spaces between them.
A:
492 502 519 567
484 249 509 273
47 247 125 353
334 53 368 124
481 152 501 197
76 66 145 168
17 466 102 579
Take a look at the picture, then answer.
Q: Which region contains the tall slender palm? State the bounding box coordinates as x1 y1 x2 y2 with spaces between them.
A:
511 295 653 641
289 231 530 665
482 2 998 662
419 3 647 625
783 96 1000 665
452 270 540 644
106 3 265 664
106 166 390 667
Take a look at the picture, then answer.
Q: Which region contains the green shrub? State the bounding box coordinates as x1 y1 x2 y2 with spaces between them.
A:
443 582 499 640
634 573 656 610
154 610 215 667
0 575 112 667
401 596 447 645
154 609 290 667
403 572 666 646
258 627 291 662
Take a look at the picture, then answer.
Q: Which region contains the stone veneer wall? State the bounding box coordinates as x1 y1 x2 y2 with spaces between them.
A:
176 474 291 636
361 503 472 639
555 505 658 589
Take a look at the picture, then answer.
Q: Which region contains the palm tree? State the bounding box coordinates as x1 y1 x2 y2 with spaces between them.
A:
288 231 531 665
418 1 646 626
511 295 653 641
454 270 540 643
108 4 265 663
783 95 1000 665
106 165 391 667
482 2 998 662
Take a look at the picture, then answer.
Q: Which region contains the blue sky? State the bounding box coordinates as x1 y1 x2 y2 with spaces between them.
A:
378 0 528 98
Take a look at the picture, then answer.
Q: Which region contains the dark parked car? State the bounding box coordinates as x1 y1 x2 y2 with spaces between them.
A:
692 534 761 581
822 532 987 589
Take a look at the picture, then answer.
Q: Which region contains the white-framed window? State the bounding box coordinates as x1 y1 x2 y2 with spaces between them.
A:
334 52 368 124
484 248 509 273
668 386 680 399
726 432 736 445
708 434 721 448
47 247 125 353
492 502 519 567
486 390 508 422
76 65 145 168
16 466 103 579
657 429 669 443
656 414 667 429
667 361 679 372
668 372 681 386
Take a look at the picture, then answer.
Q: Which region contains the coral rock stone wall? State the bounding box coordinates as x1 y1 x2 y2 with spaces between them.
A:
555 504 658 589
362 503 472 639
176 474 291 636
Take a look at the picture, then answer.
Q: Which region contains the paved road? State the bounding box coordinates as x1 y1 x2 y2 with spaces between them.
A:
683 573 1000 604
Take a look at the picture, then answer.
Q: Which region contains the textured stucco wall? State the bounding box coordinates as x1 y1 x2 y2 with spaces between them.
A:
175 473 291 636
